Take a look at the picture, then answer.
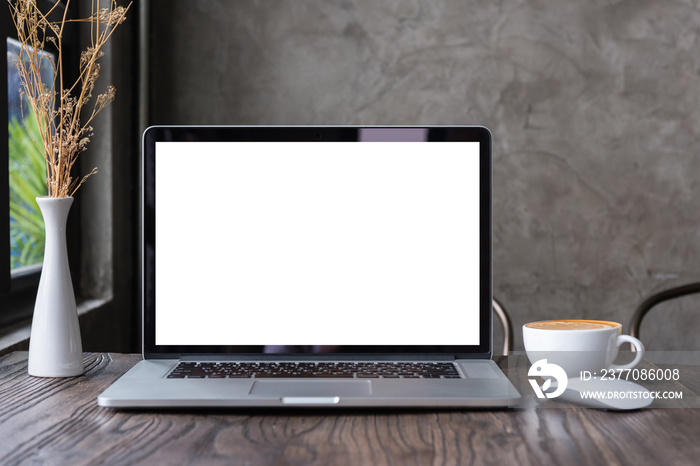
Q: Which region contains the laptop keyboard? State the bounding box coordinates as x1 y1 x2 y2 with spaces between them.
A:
167 361 462 379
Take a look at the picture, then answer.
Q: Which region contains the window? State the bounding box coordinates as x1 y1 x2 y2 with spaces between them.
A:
7 37 51 277
1 0 139 353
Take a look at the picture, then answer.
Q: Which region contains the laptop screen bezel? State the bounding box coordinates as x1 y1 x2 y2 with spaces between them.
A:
142 126 493 359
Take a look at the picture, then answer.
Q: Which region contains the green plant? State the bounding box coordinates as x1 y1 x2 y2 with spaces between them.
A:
9 109 47 269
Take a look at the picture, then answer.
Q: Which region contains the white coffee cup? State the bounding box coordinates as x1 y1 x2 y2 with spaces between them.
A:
522 319 645 377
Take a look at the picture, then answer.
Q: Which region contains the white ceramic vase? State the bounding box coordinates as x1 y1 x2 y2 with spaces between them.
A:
28 196 83 377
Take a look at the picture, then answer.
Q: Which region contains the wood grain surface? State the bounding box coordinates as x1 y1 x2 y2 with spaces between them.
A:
1 352 699 466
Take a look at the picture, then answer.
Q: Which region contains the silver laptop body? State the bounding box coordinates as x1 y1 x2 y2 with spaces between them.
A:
98 126 521 408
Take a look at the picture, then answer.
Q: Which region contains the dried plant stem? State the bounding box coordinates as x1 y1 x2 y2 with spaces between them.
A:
9 0 131 198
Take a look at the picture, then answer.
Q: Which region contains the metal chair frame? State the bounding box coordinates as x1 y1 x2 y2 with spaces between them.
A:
491 282 700 356
492 298 513 356
629 282 700 339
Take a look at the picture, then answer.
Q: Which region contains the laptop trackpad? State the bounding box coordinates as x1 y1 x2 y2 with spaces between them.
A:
250 380 371 397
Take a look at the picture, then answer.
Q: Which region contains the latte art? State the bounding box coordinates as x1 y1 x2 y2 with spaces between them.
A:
525 320 617 330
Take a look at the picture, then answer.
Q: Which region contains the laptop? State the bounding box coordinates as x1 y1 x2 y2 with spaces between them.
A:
97 125 521 408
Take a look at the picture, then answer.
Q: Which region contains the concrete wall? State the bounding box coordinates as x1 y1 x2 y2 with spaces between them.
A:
148 0 700 352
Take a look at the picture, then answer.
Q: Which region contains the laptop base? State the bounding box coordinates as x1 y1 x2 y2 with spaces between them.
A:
98 359 519 408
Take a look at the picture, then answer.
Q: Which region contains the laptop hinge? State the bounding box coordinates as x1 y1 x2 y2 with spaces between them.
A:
179 354 457 362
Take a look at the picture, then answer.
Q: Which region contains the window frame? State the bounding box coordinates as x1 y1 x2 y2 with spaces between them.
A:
0 0 144 356
1 0 11 295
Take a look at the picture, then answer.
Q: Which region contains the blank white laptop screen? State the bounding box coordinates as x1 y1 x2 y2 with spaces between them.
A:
155 141 480 346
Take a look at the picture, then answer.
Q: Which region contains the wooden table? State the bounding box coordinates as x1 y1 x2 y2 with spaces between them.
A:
1 352 699 465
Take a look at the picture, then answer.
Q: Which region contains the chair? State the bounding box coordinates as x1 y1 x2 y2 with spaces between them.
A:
629 282 700 339
493 297 513 356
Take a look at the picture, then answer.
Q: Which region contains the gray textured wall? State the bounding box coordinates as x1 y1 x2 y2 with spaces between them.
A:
148 0 700 352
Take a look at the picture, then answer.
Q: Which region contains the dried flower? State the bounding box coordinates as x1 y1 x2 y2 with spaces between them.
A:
8 0 131 197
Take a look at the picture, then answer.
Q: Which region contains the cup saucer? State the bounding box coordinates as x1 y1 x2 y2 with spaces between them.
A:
554 377 653 410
